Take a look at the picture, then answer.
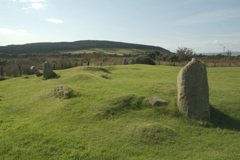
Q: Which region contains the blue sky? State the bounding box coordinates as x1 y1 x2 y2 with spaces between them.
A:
1 0 240 53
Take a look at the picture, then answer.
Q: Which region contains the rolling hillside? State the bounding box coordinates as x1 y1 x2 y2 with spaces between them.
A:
0 40 171 55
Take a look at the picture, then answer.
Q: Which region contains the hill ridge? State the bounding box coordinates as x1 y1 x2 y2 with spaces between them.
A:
0 40 170 55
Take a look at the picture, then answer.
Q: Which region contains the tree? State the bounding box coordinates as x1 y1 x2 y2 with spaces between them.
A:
144 51 162 60
226 50 232 56
176 47 194 62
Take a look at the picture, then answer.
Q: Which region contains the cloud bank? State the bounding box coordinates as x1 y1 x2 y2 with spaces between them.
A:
22 3 44 9
177 8 240 25
0 28 26 35
12 0 45 2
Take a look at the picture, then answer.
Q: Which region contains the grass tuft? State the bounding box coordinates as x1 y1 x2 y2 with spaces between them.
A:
50 85 79 99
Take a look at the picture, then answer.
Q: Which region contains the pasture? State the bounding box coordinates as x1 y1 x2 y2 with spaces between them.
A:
0 65 240 159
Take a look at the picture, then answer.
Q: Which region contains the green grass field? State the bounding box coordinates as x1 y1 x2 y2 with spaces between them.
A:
0 65 240 159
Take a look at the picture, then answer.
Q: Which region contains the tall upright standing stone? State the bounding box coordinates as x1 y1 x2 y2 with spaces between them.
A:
177 58 210 120
43 61 53 79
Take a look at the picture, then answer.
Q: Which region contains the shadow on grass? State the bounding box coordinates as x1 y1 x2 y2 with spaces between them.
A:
43 72 61 80
210 105 240 131
0 76 7 81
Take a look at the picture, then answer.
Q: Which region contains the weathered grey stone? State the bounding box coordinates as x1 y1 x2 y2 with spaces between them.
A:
130 59 136 64
177 58 210 120
122 58 129 65
43 61 53 79
148 97 168 106
30 66 41 77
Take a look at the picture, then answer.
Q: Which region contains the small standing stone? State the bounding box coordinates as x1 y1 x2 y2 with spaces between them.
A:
30 66 41 77
43 61 53 79
177 58 210 120
130 59 136 64
122 58 129 65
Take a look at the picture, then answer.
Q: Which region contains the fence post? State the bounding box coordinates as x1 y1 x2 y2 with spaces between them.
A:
19 65 22 76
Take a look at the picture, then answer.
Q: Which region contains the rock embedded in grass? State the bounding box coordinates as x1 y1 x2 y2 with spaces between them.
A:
177 58 210 121
147 97 168 106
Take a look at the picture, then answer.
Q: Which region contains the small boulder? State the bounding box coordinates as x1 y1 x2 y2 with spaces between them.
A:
147 97 168 106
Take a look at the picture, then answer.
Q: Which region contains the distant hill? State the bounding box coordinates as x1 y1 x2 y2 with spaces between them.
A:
199 52 240 56
0 40 171 55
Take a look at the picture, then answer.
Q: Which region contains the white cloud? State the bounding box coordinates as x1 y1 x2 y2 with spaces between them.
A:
177 8 240 25
212 40 224 46
0 28 26 35
30 3 43 9
47 18 63 24
21 2 43 10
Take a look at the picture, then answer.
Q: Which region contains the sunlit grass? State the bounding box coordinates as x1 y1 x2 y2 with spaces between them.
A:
0 65 240 159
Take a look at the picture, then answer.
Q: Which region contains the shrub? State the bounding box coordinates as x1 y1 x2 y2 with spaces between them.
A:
135 56 156 65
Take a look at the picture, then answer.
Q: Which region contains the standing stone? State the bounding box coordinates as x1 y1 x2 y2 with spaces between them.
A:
122 58 129 65
130 59 136 64
43 61 53 79
177 58 210 120
30 66 41 77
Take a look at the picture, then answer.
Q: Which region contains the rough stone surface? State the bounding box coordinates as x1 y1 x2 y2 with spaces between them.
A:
122 58 129 65
30 66 41 77
177 58 210 120
147 97 168 106
43 61 53 79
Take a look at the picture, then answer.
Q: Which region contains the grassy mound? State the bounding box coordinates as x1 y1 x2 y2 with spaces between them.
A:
128 122 177 144
95 94 152 119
